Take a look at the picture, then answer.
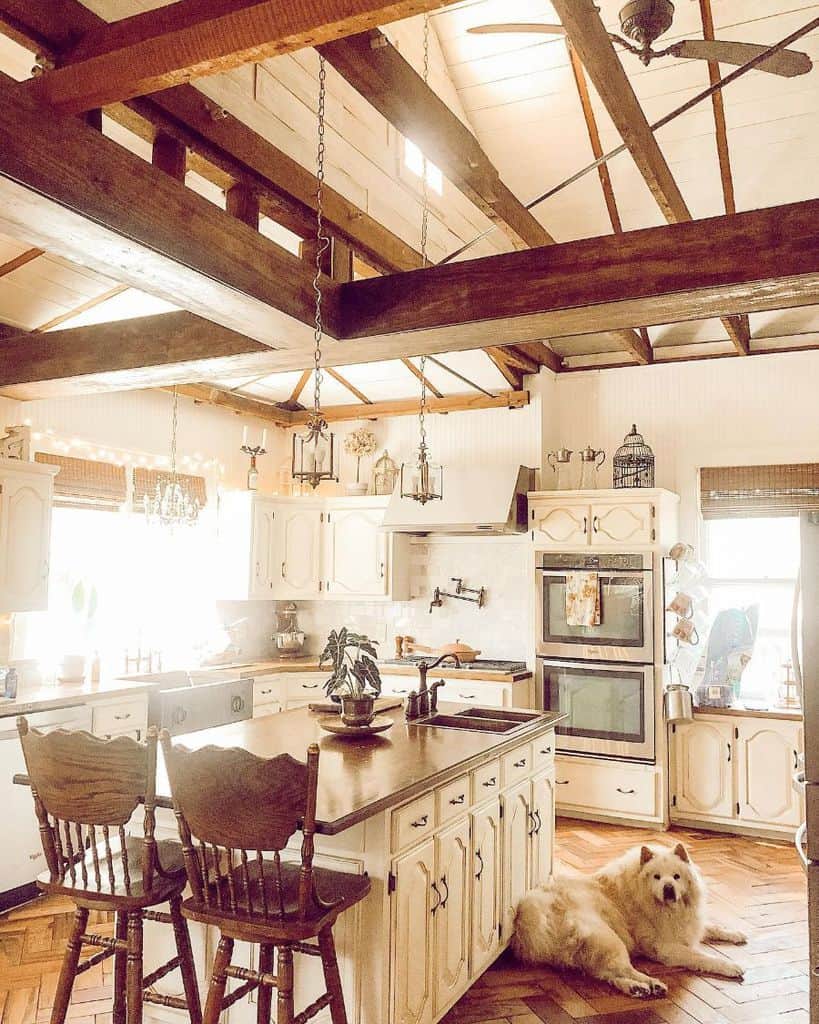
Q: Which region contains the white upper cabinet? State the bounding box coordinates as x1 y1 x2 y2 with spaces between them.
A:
531 502 589 547
249 499 277 599
324 505 388 599
0 459 58 613
529 489 678 550
590 501 655 546
272 505 323 599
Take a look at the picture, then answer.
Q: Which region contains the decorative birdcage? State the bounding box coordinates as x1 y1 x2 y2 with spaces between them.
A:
613 424 655 489
372 450 398 496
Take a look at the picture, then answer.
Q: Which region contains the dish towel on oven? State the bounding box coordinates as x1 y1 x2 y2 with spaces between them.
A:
565 572 601 627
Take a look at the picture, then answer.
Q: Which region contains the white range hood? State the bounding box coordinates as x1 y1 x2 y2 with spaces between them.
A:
382 465 535 535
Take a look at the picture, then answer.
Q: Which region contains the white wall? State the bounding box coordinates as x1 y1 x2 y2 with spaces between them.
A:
551 349 819 544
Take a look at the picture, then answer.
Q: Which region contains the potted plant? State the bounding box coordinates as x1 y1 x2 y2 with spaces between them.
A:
320 627 382 726
343 427 377 495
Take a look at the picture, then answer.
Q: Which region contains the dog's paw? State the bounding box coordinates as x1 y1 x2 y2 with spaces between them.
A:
626 977 667 999
716 960 744 980
726 930 748 945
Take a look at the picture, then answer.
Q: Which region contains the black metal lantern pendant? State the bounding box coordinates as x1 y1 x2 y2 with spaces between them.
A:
613 423 655 488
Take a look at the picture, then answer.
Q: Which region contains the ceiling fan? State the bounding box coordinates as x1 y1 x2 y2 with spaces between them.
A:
468 0 813 77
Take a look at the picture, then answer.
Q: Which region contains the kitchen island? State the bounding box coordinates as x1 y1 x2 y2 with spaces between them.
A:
149 702 563 1024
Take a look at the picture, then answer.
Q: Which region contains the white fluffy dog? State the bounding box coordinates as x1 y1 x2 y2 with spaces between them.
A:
512 842 746 999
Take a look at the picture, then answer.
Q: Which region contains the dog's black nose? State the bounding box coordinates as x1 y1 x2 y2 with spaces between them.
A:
663 883 676 902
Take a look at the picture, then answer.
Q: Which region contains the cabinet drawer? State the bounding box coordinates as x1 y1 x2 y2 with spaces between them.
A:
471 759 501 802
554 759 657 817
392 793 435 852
501 743 532 787
253 678 282 707
532 732 556 773
282 674 325 702
436 774 469 825
445 681 506 707
92 697 148 738
378 675 414 697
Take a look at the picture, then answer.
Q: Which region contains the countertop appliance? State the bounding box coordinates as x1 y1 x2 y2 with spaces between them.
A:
535 551 654 663
1 702 93 911
147 671 254 737
539 658 655 762
793 512 819 1015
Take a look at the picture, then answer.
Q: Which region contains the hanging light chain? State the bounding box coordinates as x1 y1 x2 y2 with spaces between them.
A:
420 14 431 269
312 55 331 418
418 354 428 455
170 385 179 479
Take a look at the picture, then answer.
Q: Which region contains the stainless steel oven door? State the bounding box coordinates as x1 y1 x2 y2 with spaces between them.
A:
535 565 653 663
540 659 655 762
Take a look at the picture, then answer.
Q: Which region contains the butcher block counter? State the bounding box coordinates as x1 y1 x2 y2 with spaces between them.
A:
148 703 562 1024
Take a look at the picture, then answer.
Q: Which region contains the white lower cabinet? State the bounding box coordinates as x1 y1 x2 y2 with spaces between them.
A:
433 819 470 1016
671 715 803 833
470 799 501 977
500 771 553 942
530 769 555 888
392 838 436 1024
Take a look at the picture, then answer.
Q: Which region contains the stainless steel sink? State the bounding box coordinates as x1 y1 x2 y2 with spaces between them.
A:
417 709 540 733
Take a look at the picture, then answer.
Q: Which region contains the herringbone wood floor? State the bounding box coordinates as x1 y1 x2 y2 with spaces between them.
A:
0 821 808 1024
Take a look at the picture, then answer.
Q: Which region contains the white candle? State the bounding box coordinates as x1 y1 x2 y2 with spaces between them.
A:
242 425 248 446
261 429 267 450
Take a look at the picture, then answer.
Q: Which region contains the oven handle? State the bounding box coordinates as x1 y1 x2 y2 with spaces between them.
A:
536 569 652 577
539 658 652 674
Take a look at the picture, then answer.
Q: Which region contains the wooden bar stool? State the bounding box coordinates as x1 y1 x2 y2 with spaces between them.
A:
17 717 202 1024
159 732 371 1024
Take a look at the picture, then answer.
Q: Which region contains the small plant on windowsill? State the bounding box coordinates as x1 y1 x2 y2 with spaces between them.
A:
320 627 382 727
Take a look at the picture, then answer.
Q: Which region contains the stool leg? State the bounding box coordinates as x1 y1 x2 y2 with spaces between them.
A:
276 946 294 1024
318 927 347 1024
169 896 202 1024
257 945 274 1024
50 907 88 1024
125 912 143 1024
203 935 233 1024
112 911 128 1024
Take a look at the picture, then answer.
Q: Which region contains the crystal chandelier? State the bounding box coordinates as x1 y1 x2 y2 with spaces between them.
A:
292 55 337 491
144 386 200 528
400 15 443 505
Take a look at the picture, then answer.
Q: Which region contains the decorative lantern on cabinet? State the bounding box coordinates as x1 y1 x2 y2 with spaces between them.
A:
372 450 398 495
613 424 655 489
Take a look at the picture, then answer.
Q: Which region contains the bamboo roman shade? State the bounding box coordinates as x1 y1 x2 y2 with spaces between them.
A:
700 464 819 519
132 468 207 510
35 452 127 511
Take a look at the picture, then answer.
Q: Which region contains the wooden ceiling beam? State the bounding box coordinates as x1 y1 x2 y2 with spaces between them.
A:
0 0 424 277
21 0 466 115
318 29 554 252
0 72 337 349
0 246 43 278
551 0 748 357
485 348 524 390
0 311 276 399
292 388 530 424
326 367 372 405
32 284 128 333
170 384 293 427
339 200 819 357
402 357 443 398
513 341 563 375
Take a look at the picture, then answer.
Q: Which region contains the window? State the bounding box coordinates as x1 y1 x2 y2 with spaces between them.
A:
702 516 799 704
402 138 443 195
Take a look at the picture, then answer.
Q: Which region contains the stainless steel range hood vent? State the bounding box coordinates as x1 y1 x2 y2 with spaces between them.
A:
382 465 535 535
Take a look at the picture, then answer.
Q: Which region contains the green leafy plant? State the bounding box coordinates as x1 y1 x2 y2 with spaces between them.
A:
320 628 382 698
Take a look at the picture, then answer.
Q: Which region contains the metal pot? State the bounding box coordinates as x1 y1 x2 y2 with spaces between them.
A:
664 684 694 723
341 695 376 727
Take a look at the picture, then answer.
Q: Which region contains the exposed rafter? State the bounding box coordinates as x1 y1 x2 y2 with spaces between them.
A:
33 284 129 334
22 0 466 114
0 247 43 278
326 367 372 405
551 0 750 357
402 357 443 399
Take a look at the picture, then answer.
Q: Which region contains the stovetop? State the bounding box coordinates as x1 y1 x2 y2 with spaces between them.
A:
381 657 527 673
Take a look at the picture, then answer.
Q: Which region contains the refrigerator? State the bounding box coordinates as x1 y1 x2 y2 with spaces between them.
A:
795 511 819 1020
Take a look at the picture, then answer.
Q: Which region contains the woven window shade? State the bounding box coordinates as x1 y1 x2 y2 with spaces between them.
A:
700 464 819 519
35 452 127 511
132 467 207 510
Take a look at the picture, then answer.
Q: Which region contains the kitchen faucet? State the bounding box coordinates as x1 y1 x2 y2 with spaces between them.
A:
406 653 461 720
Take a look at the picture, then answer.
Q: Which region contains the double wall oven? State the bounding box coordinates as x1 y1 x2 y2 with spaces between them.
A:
536 551 656 763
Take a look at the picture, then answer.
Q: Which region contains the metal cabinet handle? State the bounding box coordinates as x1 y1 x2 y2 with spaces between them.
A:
440 874 449 909
260 688 275 695
448 794 465 806
482 777 497 788
458 693 476 699
592 515 600 533
380 562 385 579
113 713 131 721
582 516 588 535
430 881 441 915
281 562 287 579
513 758 527 768
794 749 800 770
301 683 319 690
540 746 552 755
475 848 484 881
534 809 542 834
411 814 429 829
255 561 261 578
555 779 569 786
727 742 732 762
527 811 537 837
616 787 635 795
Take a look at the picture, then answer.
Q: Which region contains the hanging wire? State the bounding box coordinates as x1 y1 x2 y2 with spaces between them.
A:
417 15 432 457
312 55 331 418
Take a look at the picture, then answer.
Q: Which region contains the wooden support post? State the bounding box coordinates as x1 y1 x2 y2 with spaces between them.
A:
152 130 187 181
225 184 260 230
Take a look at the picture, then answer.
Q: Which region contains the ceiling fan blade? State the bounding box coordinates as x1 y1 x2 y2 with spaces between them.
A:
467 23 566 37
670 38 812 77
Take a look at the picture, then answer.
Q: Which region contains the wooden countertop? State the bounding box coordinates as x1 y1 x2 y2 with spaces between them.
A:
159 703 563 835
693 705 802 721
204 658 323 677
378 664 532 683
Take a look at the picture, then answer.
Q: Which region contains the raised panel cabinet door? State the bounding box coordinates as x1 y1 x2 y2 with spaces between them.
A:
391 838 435 1024
272 507 323 599
672 720 735 819
434 818 471 1015
0 471 53 612
470 798 501 977
501 780 531 943
737 719 803 828
530 770 555 889
249 501 276 598
531 503 590 548
326 507 388 598
590 501 654 546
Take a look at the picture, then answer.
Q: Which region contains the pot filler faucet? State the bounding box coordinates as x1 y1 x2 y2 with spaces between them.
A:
405 653 461 720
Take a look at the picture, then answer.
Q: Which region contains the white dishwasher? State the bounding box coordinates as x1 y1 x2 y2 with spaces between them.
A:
0 702 93 910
